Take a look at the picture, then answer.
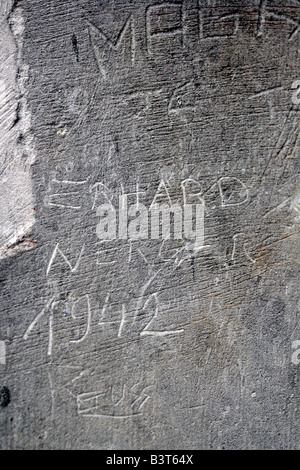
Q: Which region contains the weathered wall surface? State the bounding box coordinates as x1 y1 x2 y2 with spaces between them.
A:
0 0 36 258
0 0 300 449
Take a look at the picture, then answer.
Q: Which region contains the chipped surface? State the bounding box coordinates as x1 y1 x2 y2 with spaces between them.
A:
0 0 300 450
0 0 35 258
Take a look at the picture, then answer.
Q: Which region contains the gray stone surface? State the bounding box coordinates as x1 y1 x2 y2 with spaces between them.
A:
0 0 36 258
0 0 300 449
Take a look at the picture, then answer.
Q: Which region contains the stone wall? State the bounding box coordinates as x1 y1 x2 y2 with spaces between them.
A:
0 0 299 449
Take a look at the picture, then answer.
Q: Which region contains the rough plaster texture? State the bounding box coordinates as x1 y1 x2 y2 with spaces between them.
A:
0 0 300 449
0 0 36 258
